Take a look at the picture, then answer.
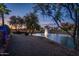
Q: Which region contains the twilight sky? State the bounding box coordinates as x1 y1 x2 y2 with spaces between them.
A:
0 3 74 27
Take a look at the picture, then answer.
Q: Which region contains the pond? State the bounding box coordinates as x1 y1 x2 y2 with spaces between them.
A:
32 33 75 48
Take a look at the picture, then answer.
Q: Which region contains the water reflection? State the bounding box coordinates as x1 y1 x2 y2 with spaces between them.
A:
61 37 75 48
33 33 75 48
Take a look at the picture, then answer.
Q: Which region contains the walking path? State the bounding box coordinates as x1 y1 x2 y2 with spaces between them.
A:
6 34 78 56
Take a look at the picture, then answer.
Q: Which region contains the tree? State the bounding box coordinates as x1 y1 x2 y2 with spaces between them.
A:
0 4 11 25
33 3 79 49
24 12 40 35
9 16 18 31
61 22 74 32
16 16 24 29
9 16 25 32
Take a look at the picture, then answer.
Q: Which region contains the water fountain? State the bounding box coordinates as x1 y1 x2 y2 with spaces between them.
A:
44 26 49 38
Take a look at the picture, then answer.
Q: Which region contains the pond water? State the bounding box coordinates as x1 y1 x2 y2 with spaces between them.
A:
32 33 75 48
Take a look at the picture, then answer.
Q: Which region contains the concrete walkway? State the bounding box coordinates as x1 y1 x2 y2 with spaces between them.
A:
7 34 78 56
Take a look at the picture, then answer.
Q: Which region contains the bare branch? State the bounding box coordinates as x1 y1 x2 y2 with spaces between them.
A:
50 14 73 37
62 4 75 22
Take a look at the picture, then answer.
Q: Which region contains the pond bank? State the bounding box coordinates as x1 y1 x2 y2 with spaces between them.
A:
7 34 79 56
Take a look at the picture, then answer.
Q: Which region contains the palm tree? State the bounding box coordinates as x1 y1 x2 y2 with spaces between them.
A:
24 12 40 35
0 4 11 25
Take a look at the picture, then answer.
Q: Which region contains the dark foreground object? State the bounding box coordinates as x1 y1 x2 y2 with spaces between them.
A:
6 34 79 56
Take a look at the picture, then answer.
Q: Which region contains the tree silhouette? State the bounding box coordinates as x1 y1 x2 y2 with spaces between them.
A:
24 12 40 35
0 4 11 25
33 3 79 49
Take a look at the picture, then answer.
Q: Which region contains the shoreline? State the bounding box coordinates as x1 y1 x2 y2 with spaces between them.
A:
12 31 70 35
